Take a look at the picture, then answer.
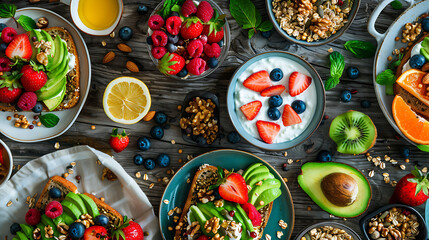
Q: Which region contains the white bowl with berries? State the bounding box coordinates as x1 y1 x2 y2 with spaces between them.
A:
147 0 230 80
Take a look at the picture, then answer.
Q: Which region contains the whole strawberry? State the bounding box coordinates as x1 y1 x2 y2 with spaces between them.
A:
21 63 47 92
112 218 144 240
0 71 23 103
109 128 129 153
390 166 429 206
180 17 203 40
158 52 185 75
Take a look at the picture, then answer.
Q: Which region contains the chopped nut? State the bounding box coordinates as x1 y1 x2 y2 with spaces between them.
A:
101 40 106 47
143 174 148 180
54 142 60 149
400 164 406 170
164 199 169 204
149 183 155 189
204 217 220 234
135 172 141 178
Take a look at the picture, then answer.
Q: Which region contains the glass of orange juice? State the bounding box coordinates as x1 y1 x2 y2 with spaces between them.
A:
70 0 123 36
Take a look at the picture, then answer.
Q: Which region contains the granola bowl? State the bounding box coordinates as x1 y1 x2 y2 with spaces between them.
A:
294 222 361 240
266 0 361 46
0 139 13 189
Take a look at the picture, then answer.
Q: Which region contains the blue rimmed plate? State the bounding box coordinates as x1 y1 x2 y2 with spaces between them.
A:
159 149 295 240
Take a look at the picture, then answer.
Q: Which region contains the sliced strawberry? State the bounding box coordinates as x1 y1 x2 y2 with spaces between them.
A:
260 85 286 97
84 226 108 240
282 104 302 127
5 34 33 61
289 72 312 97
256 120 280 144
240 100 262 120
218 173 248 204
243 70 272 92
241 202 262 226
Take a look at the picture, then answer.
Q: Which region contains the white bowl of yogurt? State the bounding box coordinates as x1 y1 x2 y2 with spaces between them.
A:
227 51 325 151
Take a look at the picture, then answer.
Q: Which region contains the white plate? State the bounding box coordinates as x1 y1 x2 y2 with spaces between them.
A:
0 7 91 142
0 146 161 239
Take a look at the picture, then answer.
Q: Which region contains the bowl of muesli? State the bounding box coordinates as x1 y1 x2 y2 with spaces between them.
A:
294 222 361 240
267 0 360 46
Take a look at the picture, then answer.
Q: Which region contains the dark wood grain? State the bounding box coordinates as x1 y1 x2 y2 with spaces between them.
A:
2 0 428 239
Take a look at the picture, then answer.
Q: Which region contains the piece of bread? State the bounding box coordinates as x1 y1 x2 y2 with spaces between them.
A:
174 165 273 240
396 33 429 78
394 84 429 120
35 176 78 210
83 193 123 227
0 27 80 112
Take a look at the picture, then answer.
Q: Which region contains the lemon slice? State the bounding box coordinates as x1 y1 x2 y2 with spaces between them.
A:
103 77 151 124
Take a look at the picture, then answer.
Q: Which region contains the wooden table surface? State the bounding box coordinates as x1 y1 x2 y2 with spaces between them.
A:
3 0 428 239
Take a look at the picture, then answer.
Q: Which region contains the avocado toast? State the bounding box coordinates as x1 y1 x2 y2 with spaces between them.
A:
174 164 282 240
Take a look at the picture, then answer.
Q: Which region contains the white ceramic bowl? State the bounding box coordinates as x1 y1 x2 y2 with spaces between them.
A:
0 140 13 188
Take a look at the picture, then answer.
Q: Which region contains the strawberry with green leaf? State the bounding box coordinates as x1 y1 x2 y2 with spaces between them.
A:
202 9 225 43
109 128 129 153
180 17 203 39
111 216 144 240
209 167 248 204
390 166 429 206
158 52 185 75
0 71 23 103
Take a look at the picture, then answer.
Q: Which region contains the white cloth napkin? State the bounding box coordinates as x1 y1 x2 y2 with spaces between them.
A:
0 145 161 239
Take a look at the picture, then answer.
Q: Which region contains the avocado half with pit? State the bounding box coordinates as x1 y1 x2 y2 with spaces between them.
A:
297 162 371 218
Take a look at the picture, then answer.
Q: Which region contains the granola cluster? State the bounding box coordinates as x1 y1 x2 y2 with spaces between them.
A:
272 0 352 42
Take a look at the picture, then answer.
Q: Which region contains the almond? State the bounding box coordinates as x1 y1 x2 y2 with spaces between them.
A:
422 63 429 72
102 51 115 64
422 73 429 84
143 111 156 121
117 43 132 53
126 61 139 73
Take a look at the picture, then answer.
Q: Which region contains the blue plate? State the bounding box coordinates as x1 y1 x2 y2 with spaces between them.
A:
159 149 295 240
227 51 325 151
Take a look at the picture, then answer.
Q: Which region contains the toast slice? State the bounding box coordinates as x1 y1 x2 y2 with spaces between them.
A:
174 165 273 240
395 33 429 78
83 193 123 227
35 176 78 211
394 84 429 120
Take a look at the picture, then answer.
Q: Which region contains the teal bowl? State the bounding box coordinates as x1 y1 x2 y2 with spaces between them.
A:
227 51 325 151
159 149 295 240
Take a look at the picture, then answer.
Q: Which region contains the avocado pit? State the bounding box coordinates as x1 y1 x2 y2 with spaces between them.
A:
321 172 358 207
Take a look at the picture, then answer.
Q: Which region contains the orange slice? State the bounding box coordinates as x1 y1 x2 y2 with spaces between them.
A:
392 95 429 145
396 69 429 107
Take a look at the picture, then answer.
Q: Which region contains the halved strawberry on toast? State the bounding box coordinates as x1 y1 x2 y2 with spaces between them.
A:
289 72 312 97
5 34 33 61
240 100 262 120
243 70 272 92
256 120 280 144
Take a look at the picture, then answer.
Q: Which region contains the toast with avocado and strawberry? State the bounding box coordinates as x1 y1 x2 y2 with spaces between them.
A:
174 164 283 240
35 176 78 211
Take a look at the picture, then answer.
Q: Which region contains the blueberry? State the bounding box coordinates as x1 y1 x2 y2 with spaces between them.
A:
94 215 109 227
409 54 426 69
170 11 180 17
167 33 179 44
195 135 207 145
340 90 352 103
156 153 171 167
218 40 224 47
32 102 43 113
207 57 219 68
155 112 167 124
227 131 241 144
137 5 148 15
144 158 156 170
282 163 289 171
150 126 164 139
146 36 153 45
49 187 62 198
400 146 410 158
118 26 133 41
0 43 7 53
176 68 188 77
270 68 283 81
137 137 151 151
10 223 21 235
261 30 272 39
69 222 85 239
422 17 429 32
268 95 283 108
167 43 177 53
346 66 360 79
317 150 332 162
360 100 371 108
267 108 281 120
291 100 306 114
133 154 144 165
0 23 7 32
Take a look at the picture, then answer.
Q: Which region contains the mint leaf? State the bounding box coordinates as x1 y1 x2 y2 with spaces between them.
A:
376 69 396 85
344 40 376 58
17 15 36 31
417 145 429 152
391 0 402 10
0 3 16 18
257 20 273 32
248 28 255 39
230 0 256 29
325 76 340 91
325 51 344 90
40 113 60 128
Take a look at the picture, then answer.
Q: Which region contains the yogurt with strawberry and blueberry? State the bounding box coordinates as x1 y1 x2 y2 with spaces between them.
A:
234 56 317 144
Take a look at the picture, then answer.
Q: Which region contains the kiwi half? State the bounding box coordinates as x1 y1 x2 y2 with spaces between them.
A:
329 110 377 155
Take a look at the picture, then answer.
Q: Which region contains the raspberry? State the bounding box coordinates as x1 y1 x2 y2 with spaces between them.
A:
17 92 37 111
181 0 197 17
151 30 168 47
25 208 41 225
166 16 182 35
151 46 167 59
187 39 203 58
196 1 214 23
45 201 63 219
240 203 262 226
0 57 11 72
148 14 164 30
186 58 206 75
204 43 221 58
1 27 17 44
198 34 208 46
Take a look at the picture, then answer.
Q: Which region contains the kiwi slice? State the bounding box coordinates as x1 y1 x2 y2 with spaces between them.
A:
329 111 377 154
